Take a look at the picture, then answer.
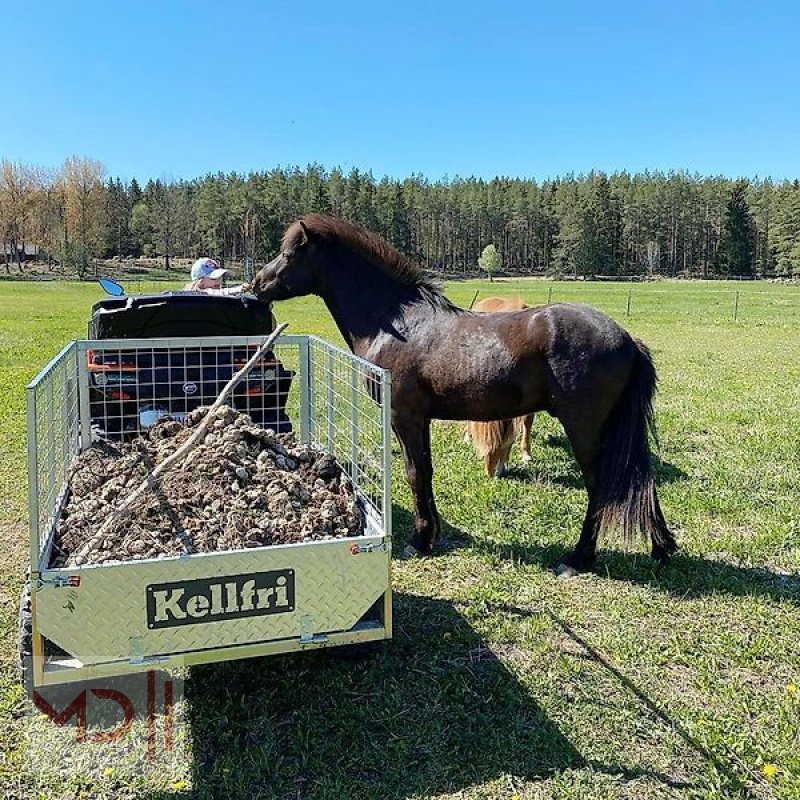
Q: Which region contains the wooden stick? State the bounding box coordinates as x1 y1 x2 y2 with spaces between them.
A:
72 323 289 565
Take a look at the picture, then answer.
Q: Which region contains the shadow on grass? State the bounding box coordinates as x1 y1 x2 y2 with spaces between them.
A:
495 603 755 799
391 505 800 607
498 434 687 490
141 591 699 800
136 593 583 799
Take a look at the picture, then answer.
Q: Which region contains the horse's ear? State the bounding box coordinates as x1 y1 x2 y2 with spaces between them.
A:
297 220 310 248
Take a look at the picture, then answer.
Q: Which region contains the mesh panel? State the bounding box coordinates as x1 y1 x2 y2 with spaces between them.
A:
27 336 390 564
306 338 388 521
27 343 81 561
83 339 295 438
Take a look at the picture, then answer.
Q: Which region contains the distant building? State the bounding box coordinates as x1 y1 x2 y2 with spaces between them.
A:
2 243 40 261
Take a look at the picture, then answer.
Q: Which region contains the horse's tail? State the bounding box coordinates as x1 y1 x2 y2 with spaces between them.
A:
464 419 517 459
595 339 677 559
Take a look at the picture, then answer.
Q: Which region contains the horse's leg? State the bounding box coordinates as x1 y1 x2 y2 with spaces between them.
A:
552 495 600 578
485 450 500 477
492 420 515 477
394 416 440 555
552 420 602 578
496 439 514 477
519 413 534 464
462 422 472 445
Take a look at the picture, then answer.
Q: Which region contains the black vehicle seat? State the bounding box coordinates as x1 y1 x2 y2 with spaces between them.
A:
89 292 276 340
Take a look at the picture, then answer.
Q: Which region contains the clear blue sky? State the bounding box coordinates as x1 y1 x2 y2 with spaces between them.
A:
5 0 800 183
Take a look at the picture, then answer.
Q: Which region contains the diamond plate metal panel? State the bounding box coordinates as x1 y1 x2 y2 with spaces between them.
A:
36 535 389 664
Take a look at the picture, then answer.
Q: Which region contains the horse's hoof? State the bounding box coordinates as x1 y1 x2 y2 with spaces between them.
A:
551 561 582 579
651 538 678 564
650 548 667 565
521 453 532 464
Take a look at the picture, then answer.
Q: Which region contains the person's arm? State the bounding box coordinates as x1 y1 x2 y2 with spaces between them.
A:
218 284 251 295
197 284 251 296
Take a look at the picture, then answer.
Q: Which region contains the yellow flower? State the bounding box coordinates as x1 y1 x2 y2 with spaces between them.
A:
171 780 188 791
787 683 798 697
103 767 114 778
511 795 521 800
761 763 777 781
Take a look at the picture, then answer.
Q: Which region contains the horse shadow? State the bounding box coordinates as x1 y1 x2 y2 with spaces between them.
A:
391 506 800 607
139 590 702 800
500 433 687 489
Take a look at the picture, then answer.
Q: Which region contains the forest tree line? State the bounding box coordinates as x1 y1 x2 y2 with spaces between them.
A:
2 157 800 279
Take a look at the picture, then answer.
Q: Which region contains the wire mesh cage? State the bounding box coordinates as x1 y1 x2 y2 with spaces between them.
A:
24 334 393 686
28 334 392 565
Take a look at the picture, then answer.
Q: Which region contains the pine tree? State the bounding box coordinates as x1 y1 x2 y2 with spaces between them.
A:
718 180 756 276
770 181 800 277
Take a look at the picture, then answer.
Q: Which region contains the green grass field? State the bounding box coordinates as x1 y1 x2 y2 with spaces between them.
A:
1 279 799 799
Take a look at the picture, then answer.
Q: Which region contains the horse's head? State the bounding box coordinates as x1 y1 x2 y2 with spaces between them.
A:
251 220 321 303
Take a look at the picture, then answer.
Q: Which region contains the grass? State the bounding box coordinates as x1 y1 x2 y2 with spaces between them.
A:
1 278 799 799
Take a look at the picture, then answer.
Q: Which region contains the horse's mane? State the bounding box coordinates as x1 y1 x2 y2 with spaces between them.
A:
286 214 457 310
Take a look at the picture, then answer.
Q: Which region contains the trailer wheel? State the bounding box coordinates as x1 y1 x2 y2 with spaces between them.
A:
333 641 385 661
18 579 33 699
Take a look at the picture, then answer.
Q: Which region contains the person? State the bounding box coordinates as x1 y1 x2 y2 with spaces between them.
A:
184 257 250 295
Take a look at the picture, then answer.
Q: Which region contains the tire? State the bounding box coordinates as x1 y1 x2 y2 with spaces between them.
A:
18 579 33 699
331 640 386 661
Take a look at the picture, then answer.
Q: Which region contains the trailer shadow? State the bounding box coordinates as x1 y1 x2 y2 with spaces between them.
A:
172 592 578 798
143 591 698 799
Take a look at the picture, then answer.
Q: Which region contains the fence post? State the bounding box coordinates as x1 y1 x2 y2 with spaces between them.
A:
547 285 553 305
734 291 740 321
626 289 632 317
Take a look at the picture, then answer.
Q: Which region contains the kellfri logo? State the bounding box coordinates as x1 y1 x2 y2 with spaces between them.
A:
146 570 294 629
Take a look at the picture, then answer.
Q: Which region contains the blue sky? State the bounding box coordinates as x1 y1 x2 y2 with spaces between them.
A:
4 0 800 183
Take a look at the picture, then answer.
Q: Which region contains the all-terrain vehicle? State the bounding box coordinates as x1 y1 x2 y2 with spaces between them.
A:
87 283 294 437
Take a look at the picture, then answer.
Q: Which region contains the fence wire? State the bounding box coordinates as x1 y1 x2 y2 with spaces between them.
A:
462 280 800 325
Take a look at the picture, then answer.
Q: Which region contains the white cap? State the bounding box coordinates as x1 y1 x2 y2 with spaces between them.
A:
191 258 228 280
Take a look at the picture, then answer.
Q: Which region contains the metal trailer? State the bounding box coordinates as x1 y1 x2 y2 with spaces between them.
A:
24 334 392 690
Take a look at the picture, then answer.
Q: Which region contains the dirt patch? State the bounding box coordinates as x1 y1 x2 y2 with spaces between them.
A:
52 405 364 567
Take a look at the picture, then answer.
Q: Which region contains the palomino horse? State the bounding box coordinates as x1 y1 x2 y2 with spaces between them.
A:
251 214 677 576
465 296 535 477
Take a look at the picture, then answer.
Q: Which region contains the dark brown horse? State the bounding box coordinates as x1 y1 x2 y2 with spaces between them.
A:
251 214 677 577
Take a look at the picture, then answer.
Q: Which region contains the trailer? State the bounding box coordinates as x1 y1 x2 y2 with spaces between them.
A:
23 333 392 691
